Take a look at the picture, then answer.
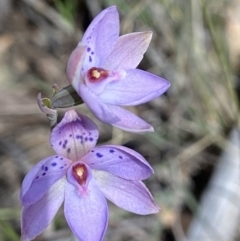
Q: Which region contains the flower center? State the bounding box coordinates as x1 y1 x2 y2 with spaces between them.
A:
87 67 109 83
72 163 88 186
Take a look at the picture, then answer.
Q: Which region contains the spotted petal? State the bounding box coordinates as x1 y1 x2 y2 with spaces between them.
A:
65 165 108 241
50 109 99 161
82 145 153 180
81 6 119 69
99 69 170 106
94 171 159 215
20 156 71 206
21 178 65 241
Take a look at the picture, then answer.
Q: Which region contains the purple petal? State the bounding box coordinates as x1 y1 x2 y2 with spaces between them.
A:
65 167 108 241
50 109 99 161
82 145 153 180
66 44 86 88
99 69 170 106
20 158 47 201
94 171 159 215
103 32 152 70
108 105 154 132
20 156 71 206
79 84 119 123
21 178 65 241
81 6 119 69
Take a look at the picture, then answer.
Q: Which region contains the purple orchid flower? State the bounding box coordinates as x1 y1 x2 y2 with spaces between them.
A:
20 109 159 241
66 6 170 133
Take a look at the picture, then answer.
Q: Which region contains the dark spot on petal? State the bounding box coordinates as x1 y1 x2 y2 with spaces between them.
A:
41 165 44 170
67 148 71 153
85 137 88 141
91 150 95 152
96 153 103 158
91 51 94 55
87 47 91 52
44 167 48 171
89 56 92 62
59 141 62 146
55 155 58 158
35 176 39 179
61 157 63 160
109 149 115 153
119 156 123 159
60 166 64 169
51 162 57 166
76 135 82 139
42 173 46 176
89 137 94 142
69 134 72 137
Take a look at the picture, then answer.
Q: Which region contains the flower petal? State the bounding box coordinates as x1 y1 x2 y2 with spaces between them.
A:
79 84 119 123
82 145 153 180
66 44 87 88
50 109 99 161
108 105 154 132
65 167 108 241
20 158 46 201
99 69 170 106
94 171 159 215
103 32 152 70
20 156 71 206
81 6 119 69
21 178 65 241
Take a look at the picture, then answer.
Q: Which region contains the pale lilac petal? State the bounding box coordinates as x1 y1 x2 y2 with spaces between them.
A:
108 105 154 132
50 109 99 161
93 171 159 215
81 6 119 69
79 84 119 123
66 44 86 88
82 145 153 180
21 156 71 206
99 69 170 106
103 32 152 70
21 178 65 241
65 167 108 241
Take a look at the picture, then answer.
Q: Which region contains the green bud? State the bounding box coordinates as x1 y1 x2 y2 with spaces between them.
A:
51 85 84 108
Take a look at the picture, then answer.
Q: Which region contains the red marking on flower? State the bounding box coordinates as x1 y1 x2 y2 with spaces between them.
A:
72 163 88 185
87 67 109 83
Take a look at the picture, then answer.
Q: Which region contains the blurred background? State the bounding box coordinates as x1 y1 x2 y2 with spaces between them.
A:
0 0 240 240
